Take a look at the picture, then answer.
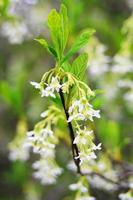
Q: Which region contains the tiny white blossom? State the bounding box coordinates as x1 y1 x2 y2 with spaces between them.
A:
40 77 62 98
129 182 133 189
112 55 133 74
68 99 100 122
69 182 88 193
87 109 100 121
73 128 93 145
49 77 62 92
41 87 56 98
68 100 84 113
77 152 97 165
9 144 30 161
119 193 133 200
40 110 49 118
24 127 56 158
32 158 62 185
30 81 41 89
80 197 96 200
92 143 102 151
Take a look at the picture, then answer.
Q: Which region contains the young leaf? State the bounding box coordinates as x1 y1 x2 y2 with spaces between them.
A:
62 29 95 63
47 9 61 60
71 53 88 80
35 38 57 58
62 61 71 72
47 4 69 62
60 4 69 52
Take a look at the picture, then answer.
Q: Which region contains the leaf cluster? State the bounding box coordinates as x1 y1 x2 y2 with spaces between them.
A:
35 4 95 81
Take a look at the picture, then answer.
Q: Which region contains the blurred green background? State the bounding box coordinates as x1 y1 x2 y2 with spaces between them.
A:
0 0 133 200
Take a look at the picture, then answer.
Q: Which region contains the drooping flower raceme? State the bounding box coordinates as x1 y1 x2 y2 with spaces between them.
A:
32 158 63 185
23 105 63 184
8 120 30 161
73 127 101 165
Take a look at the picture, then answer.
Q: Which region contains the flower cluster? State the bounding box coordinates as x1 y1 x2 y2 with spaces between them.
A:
69 178 96 200
68 154 118 191
73 127 101 165
9 138 30 161
67 97 101 166
68 99 100 122
85 37 110 78
32 158 62 185
30 76 62 98
111 55 133 74
8 120 30 161
119 191 133 200
23 105 63 184
1 0 50 44
24 126 62 184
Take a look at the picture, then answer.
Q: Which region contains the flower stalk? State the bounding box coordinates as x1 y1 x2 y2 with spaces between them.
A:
59 89 81 173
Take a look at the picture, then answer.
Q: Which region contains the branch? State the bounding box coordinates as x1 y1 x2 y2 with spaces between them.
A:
59 90 131 191
80 171 130 190
59 89 81 173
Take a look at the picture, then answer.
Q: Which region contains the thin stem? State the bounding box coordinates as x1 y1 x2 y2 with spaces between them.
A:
59 89 81 173
80 171 130 190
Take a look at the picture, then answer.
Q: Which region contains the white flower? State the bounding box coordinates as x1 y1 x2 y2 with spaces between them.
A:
9 144 30 161
124 91 133 104
41 77 62 98
67 160 77 172
49 77 62 92
117 80 133 89
88 175 117 191
68 100 84 113
129 182 133 189
68 99 100 122
119 193 133 200
77 151 97 165
92 143 102 151
40 110 49 118
73 128 93 145
30 81 41 89
30 77 62 98
88 44 109 78
41 87 56 98
112 55 133 74
32 158 62 185
86 108 100 121
80 197 96 200
67 113 85 122
24 127 56 157
1 21 28 44
69 182 88 193
40 128 54 137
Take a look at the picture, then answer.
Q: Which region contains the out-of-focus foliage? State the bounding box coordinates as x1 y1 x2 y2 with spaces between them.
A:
0 0 133 200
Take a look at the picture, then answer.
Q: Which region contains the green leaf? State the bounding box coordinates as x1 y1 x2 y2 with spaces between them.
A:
62 61 71 72
60 4 69 52
47 9 61 60
71 53 88 80
62 29 95 63
34 38 57 58
47 4 69 62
